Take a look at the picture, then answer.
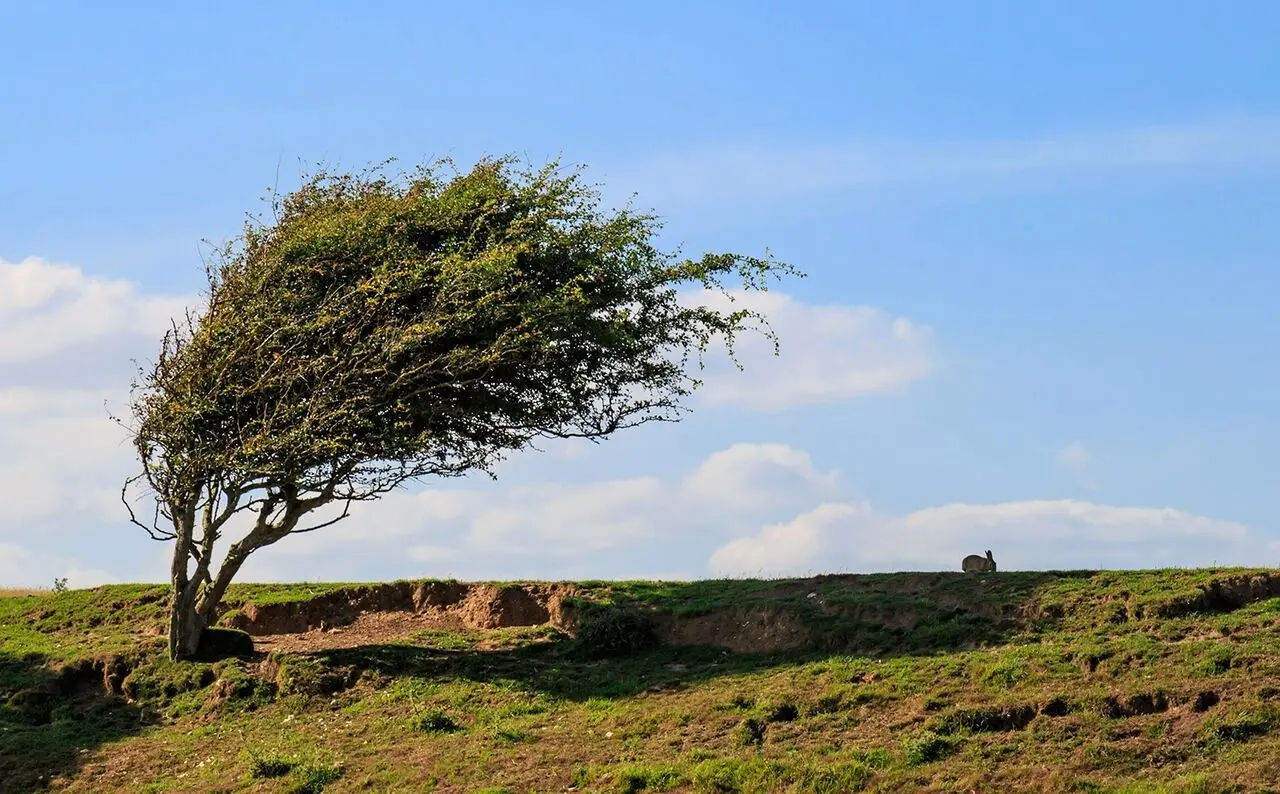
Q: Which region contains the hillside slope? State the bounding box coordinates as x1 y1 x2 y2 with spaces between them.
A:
3 569 1280 793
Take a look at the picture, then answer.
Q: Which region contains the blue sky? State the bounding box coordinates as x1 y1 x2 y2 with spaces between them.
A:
3 2 1280 585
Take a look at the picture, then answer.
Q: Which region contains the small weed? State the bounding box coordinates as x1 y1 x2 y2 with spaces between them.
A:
903 730 960 765
413 708 461 734
689 759 752 792
734 717 767 747
207 660 277 712
729 693 755 710
807 687 849 716
382 677 437 704
289 761 344 794
982 658 1027 688
1198 707 1280 745
1191 646 1234 677
795 761 876 793
274 656 354 696
245 750 298 779
931 704 1037 734
492 725 537 744
614 763 682 792
494 699 550 719
410 628 477 651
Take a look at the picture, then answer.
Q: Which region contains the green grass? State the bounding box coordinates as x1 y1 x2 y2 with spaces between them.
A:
2 568 1280 792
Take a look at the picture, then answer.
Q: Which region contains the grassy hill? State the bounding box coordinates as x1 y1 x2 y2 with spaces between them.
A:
3 569 1280 793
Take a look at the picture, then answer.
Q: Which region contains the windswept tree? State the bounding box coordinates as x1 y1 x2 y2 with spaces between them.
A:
124 156 802 660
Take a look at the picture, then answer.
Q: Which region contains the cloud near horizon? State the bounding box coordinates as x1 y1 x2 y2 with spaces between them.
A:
709 497 1267 578
244 443 1273 582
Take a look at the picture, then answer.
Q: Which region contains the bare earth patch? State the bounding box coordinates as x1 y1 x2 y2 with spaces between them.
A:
252 611 470 653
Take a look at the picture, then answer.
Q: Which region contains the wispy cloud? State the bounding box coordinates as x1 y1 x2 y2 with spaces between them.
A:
1056 441 1099 490
1057 442 1092 471
610 117 1280 208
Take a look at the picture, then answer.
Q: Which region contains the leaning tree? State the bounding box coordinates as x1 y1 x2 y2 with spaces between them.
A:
123 156 802 660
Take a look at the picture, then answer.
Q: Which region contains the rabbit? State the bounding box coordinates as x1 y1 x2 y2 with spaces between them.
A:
961 550 996 573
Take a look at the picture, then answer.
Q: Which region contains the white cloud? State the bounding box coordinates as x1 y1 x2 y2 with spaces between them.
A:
239 441 1269 584
612 117 1280 208
0 257 193 363
682 442 839 511
269 441 836 576
468 477 670 555
709 503 862 578
709 498 1262 577
687 289 933 411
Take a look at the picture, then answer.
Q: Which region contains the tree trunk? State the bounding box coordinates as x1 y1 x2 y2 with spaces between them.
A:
168 506 203 661
169 584 206 660
168 493 315 659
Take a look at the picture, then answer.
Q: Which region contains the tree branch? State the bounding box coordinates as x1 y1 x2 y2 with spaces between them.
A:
120 474 176 541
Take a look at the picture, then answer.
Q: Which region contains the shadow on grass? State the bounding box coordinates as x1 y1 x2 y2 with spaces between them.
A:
0 651 148 794
317 640 812 702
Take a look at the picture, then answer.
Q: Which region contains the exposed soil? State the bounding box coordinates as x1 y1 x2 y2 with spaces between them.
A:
223 582 575 640
251 611 474 653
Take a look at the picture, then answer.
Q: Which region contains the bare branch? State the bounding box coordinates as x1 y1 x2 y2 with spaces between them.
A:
120 474 175 541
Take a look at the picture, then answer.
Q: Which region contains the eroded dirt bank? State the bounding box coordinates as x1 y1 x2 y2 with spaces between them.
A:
223 582 577 635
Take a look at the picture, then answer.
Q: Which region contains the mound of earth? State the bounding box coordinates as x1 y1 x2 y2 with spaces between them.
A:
219 582 572 649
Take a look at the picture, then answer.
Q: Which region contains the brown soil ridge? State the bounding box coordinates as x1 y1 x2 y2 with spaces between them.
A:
223 582 577 636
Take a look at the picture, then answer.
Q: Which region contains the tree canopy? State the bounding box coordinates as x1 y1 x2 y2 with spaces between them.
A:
124 156 802 659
